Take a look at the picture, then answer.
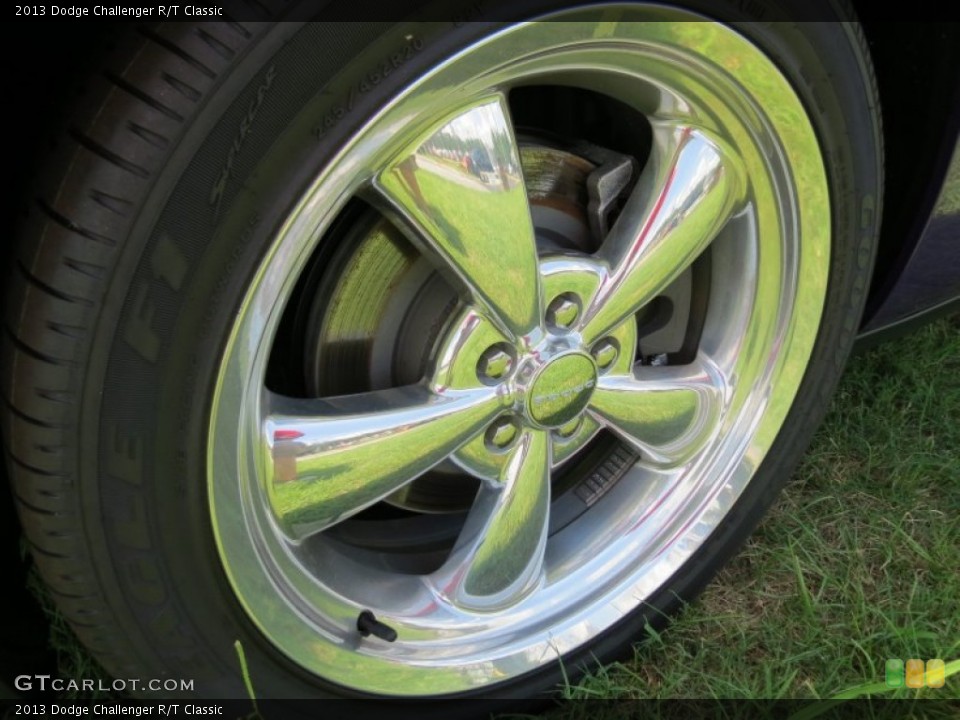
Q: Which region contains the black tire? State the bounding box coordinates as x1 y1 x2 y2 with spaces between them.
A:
2 4 881 703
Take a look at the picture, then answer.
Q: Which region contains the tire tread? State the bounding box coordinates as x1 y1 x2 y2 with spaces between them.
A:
2 20 263 689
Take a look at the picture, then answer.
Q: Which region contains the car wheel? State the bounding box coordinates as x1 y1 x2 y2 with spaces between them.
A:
3 5 881 702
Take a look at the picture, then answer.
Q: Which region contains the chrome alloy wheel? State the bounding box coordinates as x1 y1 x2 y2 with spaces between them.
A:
209 10 829 696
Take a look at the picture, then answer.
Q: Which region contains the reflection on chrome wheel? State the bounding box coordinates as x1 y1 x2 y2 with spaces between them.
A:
210 13 830 695
6 4 881 703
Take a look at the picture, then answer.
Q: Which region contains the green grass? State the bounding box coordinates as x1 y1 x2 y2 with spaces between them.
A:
25 567 113 700
32 316 960 709
550 314 960 713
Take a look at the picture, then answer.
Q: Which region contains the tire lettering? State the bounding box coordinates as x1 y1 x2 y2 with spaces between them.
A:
105 421 144 486
123 234 189 361
123 281 160 362
210 65 277 213
113 493 152 551
151 233 188 291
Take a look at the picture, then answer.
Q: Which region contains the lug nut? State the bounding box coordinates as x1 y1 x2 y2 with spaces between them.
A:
477 344 514 384
486 417 519 450
592 339 619 370
554 417 583 439
546 294 581 330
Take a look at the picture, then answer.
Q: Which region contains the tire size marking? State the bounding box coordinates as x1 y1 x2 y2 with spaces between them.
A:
313 36 424 141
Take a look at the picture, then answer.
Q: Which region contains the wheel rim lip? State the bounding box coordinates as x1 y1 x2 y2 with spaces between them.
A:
208 9 829 696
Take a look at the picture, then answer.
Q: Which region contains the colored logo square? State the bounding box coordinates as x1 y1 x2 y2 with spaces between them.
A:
926 659 945 689
906 659 925 688
885 658 905 688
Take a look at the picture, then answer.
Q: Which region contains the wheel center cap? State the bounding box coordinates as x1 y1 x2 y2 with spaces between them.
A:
525 352 597 428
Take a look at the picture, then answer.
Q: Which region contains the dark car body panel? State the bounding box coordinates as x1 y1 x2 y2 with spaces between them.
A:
852 20 960 344
859 140 960 340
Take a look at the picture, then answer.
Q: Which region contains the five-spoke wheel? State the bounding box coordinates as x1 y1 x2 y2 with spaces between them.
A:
209 14 832 695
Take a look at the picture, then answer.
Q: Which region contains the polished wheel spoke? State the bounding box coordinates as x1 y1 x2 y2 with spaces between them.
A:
207 14 834 695
263 385 503 540
580 123 746 346
432 429 550 611
374 95 541 340
588 354 726 467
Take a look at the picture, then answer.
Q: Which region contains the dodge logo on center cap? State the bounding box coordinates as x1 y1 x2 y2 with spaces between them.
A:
526 352 598 428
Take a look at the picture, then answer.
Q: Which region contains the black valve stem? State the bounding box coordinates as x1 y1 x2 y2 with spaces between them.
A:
357 610 397 642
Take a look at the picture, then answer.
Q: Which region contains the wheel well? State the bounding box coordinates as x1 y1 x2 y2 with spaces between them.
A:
853 16 960 324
